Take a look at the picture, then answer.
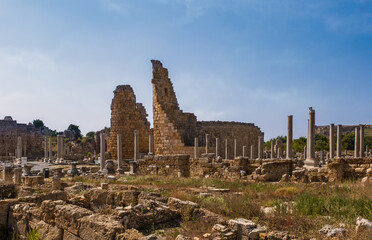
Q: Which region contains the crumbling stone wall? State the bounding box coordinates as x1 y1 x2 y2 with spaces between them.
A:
0 116 44 159
151 60 262 157
109 85 151 160
197 121 262 159
137 154 190 177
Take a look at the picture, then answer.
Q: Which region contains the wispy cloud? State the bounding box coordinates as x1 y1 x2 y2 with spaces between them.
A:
99 0 129 14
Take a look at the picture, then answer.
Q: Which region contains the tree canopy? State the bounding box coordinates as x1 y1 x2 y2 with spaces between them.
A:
33 119 44 129
67 124 82 139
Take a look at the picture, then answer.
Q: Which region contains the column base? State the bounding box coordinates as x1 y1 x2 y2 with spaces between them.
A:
304 158 319 168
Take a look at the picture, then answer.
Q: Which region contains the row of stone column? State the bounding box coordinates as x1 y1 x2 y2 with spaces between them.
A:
194 134 266 160
100 131 155 172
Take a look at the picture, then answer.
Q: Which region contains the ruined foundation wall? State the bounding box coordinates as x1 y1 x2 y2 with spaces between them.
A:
109 85 151 160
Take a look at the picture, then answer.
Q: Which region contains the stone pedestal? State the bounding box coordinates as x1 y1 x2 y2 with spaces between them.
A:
52 176 61 190
68 163 79 176
104 160 115 175
3 166 12 182
129 161 137 174
23 165 32 177
54 168 64 178
14 168 22 184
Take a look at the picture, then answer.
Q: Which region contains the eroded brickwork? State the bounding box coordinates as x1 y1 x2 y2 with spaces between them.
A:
109 85 151 160
151 60 262 157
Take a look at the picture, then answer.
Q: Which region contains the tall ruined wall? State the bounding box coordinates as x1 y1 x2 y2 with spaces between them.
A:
151 60 263 157
152 60 198 155
197 121 262 159
109 85 151 160
0 117 44 159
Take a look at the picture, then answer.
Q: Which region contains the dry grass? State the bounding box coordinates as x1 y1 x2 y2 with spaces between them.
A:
117 175 372 239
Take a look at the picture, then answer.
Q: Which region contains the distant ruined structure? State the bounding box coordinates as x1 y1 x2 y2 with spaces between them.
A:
0 116 44 159
109 60 262 159
109 85 151 160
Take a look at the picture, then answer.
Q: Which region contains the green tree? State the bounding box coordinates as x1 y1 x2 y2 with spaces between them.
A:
67 124 82 139
86 131 95 138
50 130 57 137
315 134 329 151
33 119 44 129
342 132 354 150
293 137 307 153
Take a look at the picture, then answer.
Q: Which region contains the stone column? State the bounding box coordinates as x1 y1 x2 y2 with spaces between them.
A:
234 139 237 159
148 134 154 155
354 127 360 158
329 124 335 159
320 150 324 163
215 138 219 157
23 143 26 157
134 130 139 161
276 139 283 159
360 125 365 158
16 136 22 159
336 125 342 158
194 138 199 159
258 136 263 160
305 107 317 167
286 115 293 159
44 135 48 160
271 140 275 159
205 134 210 154
303 146 307 159
14 168 22 184
57 135 62 160
117 134 123 173
48 137 52 160
225 139 228 159
250 145 254 159
100 133 105 171
243 146 247 157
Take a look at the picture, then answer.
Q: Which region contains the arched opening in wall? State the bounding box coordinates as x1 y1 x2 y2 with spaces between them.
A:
164 88 168 97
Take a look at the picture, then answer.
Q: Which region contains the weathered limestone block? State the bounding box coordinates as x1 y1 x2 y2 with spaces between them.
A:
78 214 124 240
211 224 236 240
29 218 63 240
228 218 257 239
54 203 94 235
167 197 199 219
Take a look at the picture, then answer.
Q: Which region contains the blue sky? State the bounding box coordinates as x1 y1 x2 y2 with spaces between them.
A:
0 0 371 139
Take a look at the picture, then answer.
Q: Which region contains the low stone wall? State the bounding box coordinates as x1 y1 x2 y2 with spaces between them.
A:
137 154 190 177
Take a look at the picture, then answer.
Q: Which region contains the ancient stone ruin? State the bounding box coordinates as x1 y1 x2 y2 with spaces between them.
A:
0 60 371 239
